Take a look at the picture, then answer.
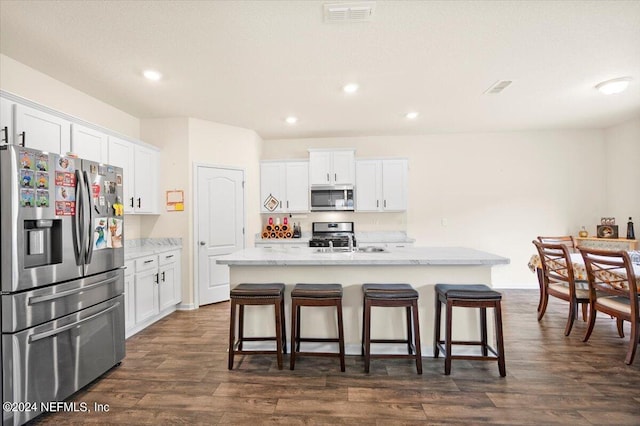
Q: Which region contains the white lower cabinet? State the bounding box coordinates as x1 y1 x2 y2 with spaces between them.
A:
124 260 135 332
126 249 182 338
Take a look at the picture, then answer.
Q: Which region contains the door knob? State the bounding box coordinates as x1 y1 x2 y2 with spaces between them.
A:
200 241 206 246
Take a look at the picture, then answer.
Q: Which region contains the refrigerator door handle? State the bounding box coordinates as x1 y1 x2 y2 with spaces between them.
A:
28 275 120 305
73 169 85 265
28 302 121 343
84 170 95 265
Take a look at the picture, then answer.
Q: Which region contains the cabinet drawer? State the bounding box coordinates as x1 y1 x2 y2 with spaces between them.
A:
135 255 158 272
159 250 179 266
124 260 135 277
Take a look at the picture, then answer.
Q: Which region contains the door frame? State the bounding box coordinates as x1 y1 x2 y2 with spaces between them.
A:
192 162 246 308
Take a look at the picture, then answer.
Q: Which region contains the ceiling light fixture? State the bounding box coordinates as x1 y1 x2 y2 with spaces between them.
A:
143 69 162 81
595 77 632 95
343 83 359 94
405 112 419 120
285 116 298 125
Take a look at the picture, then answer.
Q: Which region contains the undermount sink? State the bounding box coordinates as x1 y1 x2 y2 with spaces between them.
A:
357 246 387 253
313 246 387 253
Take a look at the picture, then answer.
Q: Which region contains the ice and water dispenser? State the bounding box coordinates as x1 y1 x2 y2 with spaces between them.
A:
23 219 62 268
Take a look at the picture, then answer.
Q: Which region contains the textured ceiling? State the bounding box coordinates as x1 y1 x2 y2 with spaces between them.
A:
1 0 639 140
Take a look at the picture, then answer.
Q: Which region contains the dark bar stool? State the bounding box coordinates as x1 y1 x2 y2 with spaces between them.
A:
434 284 506 377
290 283 345 372
228 283 286 370
361 283 422 374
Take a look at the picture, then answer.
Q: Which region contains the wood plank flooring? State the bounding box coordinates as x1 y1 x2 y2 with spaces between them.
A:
31 290 640 424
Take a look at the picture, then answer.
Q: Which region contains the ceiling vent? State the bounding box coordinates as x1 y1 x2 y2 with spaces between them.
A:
323 2 376 23
484 80 513 94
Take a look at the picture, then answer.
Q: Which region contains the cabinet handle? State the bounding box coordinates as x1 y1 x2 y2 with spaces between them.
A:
165 254 174 259
286 200 289 208
376 200 379 208
144 259 155 264
154 273 159 284
130 197 134 208
2 126 7 143
334 173 337 181
137 198 141 208
19 131 25 147
384 200 387 208
326 173 329 182
162 271 166 282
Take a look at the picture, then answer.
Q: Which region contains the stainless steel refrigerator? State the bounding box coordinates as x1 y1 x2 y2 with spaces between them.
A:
1 145 126 425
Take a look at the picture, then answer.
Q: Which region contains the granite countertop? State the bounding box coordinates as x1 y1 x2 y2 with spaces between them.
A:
125 238 183 261
216 246 509 266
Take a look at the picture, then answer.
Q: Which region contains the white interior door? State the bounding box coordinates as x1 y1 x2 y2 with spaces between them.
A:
196 165 244 306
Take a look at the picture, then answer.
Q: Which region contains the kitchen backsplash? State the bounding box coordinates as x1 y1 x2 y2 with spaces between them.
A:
261 211 407 234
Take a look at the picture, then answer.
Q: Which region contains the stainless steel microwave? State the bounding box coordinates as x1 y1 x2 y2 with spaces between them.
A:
310 185 355 211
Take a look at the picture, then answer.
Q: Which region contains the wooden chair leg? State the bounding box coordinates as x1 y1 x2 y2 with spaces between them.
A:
337 299 346 372
228 300 237 370
290 299 298 370
411 299 423 374
537 291 549 321
495 301 506 377
364 298 372 373
480 307 488 356
583 305 598 342
281 296 287 354
581 302 588 322
433 295 442 358
361 295 366 357
238 304 245 351
444 300 453 375
617 318 625 338
405 306 413 355
565 300 577 336
624 320 639 365
275 299 283 370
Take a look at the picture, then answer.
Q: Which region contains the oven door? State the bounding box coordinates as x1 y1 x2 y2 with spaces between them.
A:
2 295 125 426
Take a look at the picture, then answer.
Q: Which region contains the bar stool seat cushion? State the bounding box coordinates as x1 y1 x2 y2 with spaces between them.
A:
363 283 418 299
435 284 501 300
231 283 285 298
291 283 343 298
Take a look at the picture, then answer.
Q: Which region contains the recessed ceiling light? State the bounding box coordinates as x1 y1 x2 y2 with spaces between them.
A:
405 112 419 120
285 116 298 125
343 83 359 94
595 77 631 95
143 69 162 81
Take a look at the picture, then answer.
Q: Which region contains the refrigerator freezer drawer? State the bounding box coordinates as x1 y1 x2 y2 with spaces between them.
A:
2 295 125 426
2 269 124 333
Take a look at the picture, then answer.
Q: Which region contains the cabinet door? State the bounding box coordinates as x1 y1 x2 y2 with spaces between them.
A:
158 264 176 311
285 162 309 212
0 97 13 145
124 273 136 332
71 123 108 162
134 269 159 324
260 162 286 213
133 145 159 214
331 150 355 185
355 160 381 211
309 151 332 185
108 136 135 214
381 159 407 211
14 104 71 154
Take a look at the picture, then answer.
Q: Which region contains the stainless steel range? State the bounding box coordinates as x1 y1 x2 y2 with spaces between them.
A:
308 222 356 248
1 145 126 425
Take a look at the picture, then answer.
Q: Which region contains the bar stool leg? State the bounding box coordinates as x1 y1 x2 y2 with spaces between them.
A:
495 300 506 377
281 296 287 354
445 300 453 375
361 295 366 356
290 299 298 370
405 306 413 354
275 298 284 370
228 299 237 370
480 306 488 357
434 294 442 358
364 298 372 373
337 299 346 372
238 304 245 351
411 299 423 374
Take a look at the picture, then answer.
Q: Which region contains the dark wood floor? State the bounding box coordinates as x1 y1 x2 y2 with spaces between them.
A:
32 290 640 425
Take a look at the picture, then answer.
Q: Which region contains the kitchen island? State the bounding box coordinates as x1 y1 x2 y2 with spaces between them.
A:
217 246 509 356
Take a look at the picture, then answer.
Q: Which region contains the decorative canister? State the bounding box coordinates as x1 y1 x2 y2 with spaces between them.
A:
578 226 588 238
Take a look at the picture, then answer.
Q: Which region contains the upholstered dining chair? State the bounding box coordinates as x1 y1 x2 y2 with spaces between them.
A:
533 240 590 336
579 247 639 365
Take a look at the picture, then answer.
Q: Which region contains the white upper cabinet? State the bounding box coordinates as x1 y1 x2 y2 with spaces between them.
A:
108 136 159 215
356 159 408 212
308 149 355 186
1 97 14 145
14 103 71 154
260 161 309 213
71 123 108 163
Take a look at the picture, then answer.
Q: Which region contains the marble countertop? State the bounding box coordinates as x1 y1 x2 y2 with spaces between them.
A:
125 238 182 261
216 246 509 266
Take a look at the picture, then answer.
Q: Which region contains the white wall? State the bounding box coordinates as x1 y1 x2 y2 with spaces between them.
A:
605 117 640 237
0 54 140 139
263 130 607 288
140 117 263 306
